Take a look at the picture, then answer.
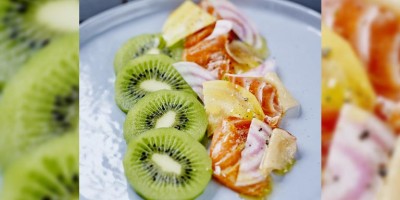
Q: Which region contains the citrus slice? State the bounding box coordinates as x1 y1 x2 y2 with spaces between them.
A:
203 80 264 135
162 1 216 46
260 128 297 175
322 24 376 124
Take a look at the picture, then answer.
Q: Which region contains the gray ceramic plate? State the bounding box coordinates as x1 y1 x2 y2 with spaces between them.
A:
80 0 321 199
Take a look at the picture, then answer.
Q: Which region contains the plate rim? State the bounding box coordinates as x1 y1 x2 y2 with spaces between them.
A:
80 0 321 44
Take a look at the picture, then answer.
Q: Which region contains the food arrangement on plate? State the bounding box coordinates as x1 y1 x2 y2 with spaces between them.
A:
113 0 301 199
0 0 79 199
321 0 400 199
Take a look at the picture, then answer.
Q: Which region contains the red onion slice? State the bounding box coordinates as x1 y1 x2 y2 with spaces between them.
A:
208 0 262 48
241 58 277 76
173 62 218 100
236 118 272 186
205 20 233 40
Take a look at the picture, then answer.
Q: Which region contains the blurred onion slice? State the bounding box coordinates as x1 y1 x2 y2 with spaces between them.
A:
241 58 277 76
205 20 233 40
323 105 396 200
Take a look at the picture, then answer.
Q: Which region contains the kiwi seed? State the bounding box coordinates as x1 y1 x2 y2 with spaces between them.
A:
115 54 196 113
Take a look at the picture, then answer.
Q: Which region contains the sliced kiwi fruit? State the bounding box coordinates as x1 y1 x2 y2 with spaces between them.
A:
124 90 207 142
123 128 212 200
0 33 79 168
114 34 183 73
0 0 79 91
115 54 196 113
0 132 79 200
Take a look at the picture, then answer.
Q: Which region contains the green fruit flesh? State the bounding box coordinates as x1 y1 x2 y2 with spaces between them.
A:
0 33 79 168
0 133 79 200
115 54 195 113
0 0 78 91
124 90 207 142
123 128 212 200
114 34 183 73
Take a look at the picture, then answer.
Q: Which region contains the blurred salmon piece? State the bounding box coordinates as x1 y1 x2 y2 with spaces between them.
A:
185 24 215 48
322 0 400 100
375 97 400 134
210 117 269 196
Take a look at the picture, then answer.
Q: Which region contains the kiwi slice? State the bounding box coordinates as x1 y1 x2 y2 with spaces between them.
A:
115 54 196 113
124 90 207 142
0 33 79 168
123 128 212 200
0 0 78 90
114 34 183 73
0 132 79 200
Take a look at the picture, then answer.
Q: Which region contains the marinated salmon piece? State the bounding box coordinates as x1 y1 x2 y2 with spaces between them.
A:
322 0 400 100
225 73 299 127
184 34 234 79
226 75 282 127
184 2 237 79
185 24 216 48
210 117 270 197
203 80 265 136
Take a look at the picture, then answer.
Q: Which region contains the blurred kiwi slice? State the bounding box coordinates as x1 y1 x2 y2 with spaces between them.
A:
115 54 196 113
0 132 79 200
114 34 183 73
0 0 79 91
0 33 79 168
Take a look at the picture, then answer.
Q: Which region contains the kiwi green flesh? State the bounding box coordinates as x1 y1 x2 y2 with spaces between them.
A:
123 128 212 200
0 0 78 91
0 33 79 168
162 39 183 61
0 133 79 200
115 54 196 113
114 34 183 73
124 90 207 142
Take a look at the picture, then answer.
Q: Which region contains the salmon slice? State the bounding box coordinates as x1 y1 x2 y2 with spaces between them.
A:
210 116 270 196
184 34 234 79
185 24 216 48
184 2 237 79
323 0 400 100
226 75 282 128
